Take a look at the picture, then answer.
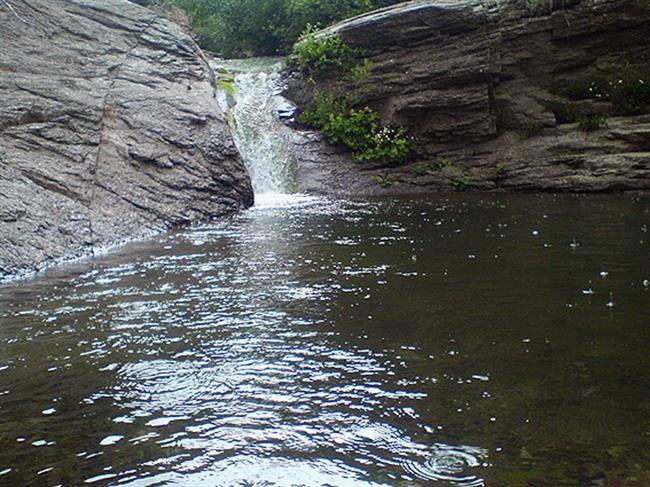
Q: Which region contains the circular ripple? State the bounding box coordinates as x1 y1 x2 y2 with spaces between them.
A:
402 444 487 486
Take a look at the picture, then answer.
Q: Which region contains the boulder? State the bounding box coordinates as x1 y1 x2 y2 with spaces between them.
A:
0 0 254 279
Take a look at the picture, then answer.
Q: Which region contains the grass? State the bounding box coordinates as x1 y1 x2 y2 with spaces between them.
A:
578 114 608 132
372 175 400 188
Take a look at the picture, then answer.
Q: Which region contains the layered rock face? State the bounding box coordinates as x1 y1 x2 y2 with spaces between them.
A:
0 0 253 279
282 0 650 195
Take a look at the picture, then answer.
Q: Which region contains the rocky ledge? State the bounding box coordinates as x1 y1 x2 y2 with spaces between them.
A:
0 0 254 279
282 0 650 195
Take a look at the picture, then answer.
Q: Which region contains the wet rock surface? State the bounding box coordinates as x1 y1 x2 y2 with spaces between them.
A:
281 0 650 195
0 0 253 279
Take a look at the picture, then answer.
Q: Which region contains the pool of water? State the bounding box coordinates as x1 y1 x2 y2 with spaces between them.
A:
0 193 649 486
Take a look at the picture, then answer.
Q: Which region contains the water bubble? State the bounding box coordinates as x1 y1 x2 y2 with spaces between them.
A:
402 444 488 486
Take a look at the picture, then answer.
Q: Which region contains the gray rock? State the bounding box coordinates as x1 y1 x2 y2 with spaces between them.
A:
282 0 650 195
0 0 253 279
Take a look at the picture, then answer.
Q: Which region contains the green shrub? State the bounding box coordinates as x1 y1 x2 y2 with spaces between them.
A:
294 31 365 78
301 98 414 164
560 77 650 116
354 125 413 163
563 79 608 101
412 163 428 176
578 114 608 132
372 175 399 188
611 79 650 115
523 118 542 137
430 159 453 171
550 102 577 124
298 92 347 127
321 107 378 151
452 177 469 191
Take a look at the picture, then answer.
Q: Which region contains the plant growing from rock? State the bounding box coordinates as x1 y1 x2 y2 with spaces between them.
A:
430 159 453 171
560 76 650 116
301 99 415 165
294 29 366 79
451 177 469 191
578 114 608 132
523 118 542 137
297 35 415 165
372 175 399 188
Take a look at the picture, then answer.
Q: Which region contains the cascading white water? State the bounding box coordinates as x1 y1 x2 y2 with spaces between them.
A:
214 58 297 199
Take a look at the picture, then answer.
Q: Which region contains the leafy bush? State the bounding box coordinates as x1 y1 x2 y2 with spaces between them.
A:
430 159 453 171
372 175 400 188
578 114 608 132
611 79 650 115
294 30 365 78
561 77 650 115
523 118 542 137
564 79 608 101
300 95 414 164
549 102 577 124
354 126 413 164
451 177 469 191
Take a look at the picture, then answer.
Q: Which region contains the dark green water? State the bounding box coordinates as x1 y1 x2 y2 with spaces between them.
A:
0 193 648 486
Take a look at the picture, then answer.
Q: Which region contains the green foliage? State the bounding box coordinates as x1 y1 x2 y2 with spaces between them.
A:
295 31 413 165
550 102 577 124
610 79 650 115
563 79 608 101
430 159 453 171
412 163 428 176
451 177 469 191
561 77 650 115
354 125 413 163
523 118 542 137
298 92 347 126
524 0 552 14
578 114 608 132
372 175 399 188
411 159 453 176
301 95 414 164
321 107 379 151
163 0 403 57
496 163 506 175
294 30 365 78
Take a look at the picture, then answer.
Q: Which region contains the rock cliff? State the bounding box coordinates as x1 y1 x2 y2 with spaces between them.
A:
0 0 254 279
282 0 650 195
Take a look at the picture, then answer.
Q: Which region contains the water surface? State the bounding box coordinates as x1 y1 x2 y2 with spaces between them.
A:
1 192 648 486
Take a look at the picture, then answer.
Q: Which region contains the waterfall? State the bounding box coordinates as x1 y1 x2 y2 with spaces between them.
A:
213 58 297 199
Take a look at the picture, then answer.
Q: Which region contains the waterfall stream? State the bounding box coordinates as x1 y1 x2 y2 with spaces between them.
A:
214 57 297 200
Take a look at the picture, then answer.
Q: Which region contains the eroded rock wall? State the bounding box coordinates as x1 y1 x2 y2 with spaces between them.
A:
0 0 253 279
282 0 650 195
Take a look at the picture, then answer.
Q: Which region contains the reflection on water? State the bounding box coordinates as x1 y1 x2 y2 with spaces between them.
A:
0 193 649 486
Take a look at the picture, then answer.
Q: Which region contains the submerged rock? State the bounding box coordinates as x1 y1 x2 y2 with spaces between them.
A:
282 0 650 195
0 0 253 279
